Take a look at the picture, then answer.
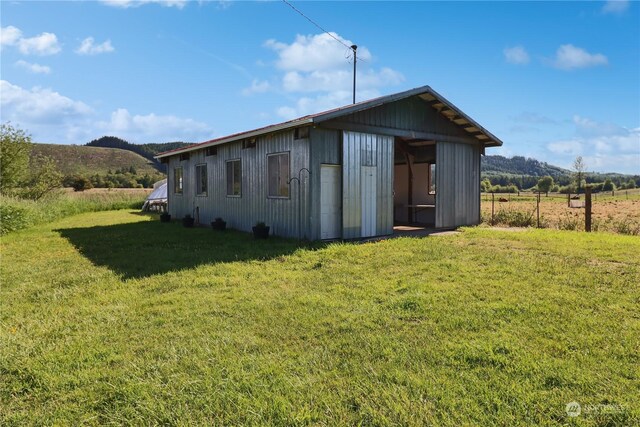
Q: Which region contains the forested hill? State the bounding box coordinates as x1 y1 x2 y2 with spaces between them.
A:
481 155 569 177
86 136 192 169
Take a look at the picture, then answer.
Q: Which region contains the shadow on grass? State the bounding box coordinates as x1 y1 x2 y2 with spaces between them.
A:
57 217 323 279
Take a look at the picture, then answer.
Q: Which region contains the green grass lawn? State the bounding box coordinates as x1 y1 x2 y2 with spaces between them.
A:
1 210 638 426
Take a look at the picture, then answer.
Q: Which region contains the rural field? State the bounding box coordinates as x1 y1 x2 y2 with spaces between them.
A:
1 209 638 426
481 189 640 234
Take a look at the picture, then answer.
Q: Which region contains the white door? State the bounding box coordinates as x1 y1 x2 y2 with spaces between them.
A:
361 166 377 237
320 165 341 239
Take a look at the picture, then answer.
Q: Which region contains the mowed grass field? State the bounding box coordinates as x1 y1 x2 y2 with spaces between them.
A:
1 210 638 426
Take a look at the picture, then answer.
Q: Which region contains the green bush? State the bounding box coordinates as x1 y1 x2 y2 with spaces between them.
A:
0 202 31 235
490 184 519 194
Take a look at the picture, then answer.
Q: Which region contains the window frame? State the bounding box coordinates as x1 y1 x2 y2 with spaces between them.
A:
174 167 183 195
267 151 291 199
226 159 242 197
195 163 208 197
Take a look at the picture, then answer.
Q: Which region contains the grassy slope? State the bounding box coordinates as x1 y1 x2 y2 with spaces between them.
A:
1 211 638 426
31 143 160 176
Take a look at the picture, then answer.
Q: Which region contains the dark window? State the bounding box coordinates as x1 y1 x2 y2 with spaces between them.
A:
242 138 257 149
205 146 217 156
174 167 183 194
179 153 190 161
294 127 310 140
267 152 290 198
196 164 207 196
226 160 241 196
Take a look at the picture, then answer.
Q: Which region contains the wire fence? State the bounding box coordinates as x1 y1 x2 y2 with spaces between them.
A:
480 188 640 235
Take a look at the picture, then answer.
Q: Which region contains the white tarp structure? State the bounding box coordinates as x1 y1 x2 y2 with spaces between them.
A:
142 179 167 211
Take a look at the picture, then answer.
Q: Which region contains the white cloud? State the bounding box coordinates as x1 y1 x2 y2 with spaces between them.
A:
100 0 187 8
76 37 115 55
602 0 629 14
241 79 271 96
0 80 213 144
276 89 382 120
265 33 371 73
547 139 584 156
0 80 92 123
0 26 22 47
552 44 608 70
264 33 404 119
15 60 51 74
18 32 61 56
281 67 403 94
98 108 213 142
546 117 640 174
573 115 627 137
503 46 530 65
1 26 61 55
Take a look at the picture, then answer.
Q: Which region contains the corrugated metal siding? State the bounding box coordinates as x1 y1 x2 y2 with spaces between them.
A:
435 142 480 228
342 131 394 239
167 130 310 238
330 97 475 141
308 127 341 240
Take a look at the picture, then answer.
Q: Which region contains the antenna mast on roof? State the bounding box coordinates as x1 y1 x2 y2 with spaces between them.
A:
351 45 357 104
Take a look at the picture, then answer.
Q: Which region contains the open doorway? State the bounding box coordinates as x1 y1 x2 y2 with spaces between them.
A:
393 137 436 227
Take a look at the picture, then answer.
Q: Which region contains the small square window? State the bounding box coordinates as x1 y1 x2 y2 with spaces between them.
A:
294 127 310 140
242 138 257 149
179 153 190 161
205 146 217 156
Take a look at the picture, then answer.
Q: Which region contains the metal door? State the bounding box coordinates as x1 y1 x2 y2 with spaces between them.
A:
320 165 341 239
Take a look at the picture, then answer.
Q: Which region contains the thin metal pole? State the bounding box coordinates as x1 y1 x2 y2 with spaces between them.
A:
351 44 357 104
536 192 540 228
491 192 495 224
585 187 592 232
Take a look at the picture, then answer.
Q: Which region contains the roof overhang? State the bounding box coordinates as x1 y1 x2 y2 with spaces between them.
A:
155 85 503 159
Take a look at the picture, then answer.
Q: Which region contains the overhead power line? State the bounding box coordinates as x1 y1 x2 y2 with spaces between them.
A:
281 0 352 50
280 0 362 104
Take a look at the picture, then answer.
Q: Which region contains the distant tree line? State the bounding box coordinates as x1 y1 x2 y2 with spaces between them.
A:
482 173 638 193
86 136 192 172
62 167 165 192
481 155 568 177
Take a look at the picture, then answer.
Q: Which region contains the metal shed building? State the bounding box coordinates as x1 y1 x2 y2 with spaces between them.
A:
155 85 503 240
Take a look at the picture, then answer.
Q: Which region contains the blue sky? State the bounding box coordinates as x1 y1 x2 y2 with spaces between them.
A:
1 0 639 174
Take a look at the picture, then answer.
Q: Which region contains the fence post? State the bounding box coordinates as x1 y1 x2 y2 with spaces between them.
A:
491 192 495 225
567 193 571 207
585 187 592 232
537 192 540 228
